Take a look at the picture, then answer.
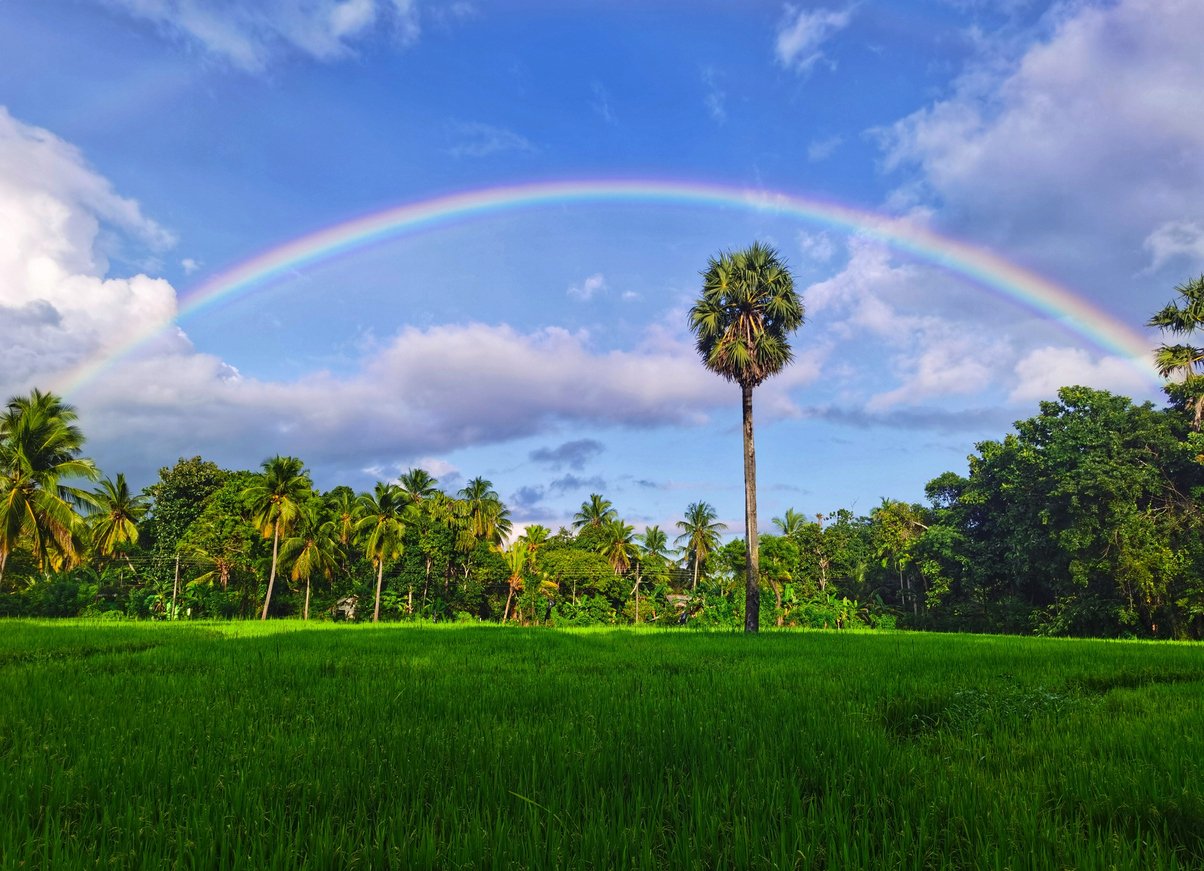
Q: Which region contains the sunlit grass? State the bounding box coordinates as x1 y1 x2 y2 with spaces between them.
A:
1 621 1201 869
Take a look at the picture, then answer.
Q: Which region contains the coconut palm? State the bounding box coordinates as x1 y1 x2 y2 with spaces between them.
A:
573 493 617 529
499 540 530 622
356 482 408 622
597 519 636 575
86 473 150 571
690 242 804 631
280 502 341 620
243 455 312 620
0 389 98 582
458 477 511 545
1148 274 1204 427
772 508 808 541
675 501 727 591
631 524 670 623
399 468 440 502
518 523 551 551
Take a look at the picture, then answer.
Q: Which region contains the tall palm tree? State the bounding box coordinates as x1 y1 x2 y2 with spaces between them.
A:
675 501 727 591
0 389 98 582
243 455 312 620
573 493 617 529
86 473 150 571
690 242 804 631
1149 274 1204 427
280 502 341 620
356 482 408 622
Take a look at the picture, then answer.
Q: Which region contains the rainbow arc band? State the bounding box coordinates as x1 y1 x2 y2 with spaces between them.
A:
55 178 1159 395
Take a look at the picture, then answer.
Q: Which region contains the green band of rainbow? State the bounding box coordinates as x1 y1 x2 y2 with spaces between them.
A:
57 178 1159 394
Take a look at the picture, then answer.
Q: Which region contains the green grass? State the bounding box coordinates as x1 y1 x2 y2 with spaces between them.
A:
1 622 1201 869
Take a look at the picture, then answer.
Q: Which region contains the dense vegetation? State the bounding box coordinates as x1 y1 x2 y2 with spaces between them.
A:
4 274 1204 638
2 622 1201 869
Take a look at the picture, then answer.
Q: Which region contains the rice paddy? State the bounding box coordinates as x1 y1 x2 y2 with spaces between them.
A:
1 622 1201 869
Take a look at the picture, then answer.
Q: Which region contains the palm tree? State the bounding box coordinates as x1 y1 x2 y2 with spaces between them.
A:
632 524 671 623
518 524 551 551
597 519 636 575
399 467 440 502
0 389 98 582
243 456 312 620
499 540 530 622
280 502 341 620
675 501 727 591
458 477 511 545
690 242 804 632
1149 274 1204 427
86 473 150 571
356 482 408 622
772 508 808 541
573 493 618 529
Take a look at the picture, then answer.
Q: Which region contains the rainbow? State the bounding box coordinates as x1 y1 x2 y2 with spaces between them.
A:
56 178 1159 393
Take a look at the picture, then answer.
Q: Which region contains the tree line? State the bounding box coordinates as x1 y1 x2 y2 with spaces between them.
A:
4 261 1204 637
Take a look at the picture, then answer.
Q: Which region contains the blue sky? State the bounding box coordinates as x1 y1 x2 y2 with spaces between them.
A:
2 0 1201 537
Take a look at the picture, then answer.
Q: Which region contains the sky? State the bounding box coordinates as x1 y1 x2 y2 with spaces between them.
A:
2 0 1202 538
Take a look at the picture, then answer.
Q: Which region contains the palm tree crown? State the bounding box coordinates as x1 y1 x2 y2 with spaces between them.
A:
0 389 99 581
573 493 617 529
689 241 805 389
1149 274 1204 427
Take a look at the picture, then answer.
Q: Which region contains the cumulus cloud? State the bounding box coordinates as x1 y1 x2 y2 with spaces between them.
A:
879 0 1204 286
1009 347 1153 404
0 106 834 487
775 5 851 74
0 108 183 393
94 0 421 71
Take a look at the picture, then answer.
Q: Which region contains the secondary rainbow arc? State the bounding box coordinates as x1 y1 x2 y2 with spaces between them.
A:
56 178 1159 394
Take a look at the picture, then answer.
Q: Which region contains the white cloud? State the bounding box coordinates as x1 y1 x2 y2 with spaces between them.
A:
775 5 851 74
448 121 535 158
567 272 607 301
797 230 837 263
94 0 422 71
1143 220 1204 273
1010 347 1152 404
0 106 826 487
701 66 726 123
880 0 1204 284
0 108 183 392
806 135 842 161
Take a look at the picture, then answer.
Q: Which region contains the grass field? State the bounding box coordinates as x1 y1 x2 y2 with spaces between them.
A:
1 622 1202 869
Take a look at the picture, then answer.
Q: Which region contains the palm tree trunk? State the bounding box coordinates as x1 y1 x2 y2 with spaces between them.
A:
742 383 760 633
373 559 384 623
503 584 515 622
260 522 280 620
